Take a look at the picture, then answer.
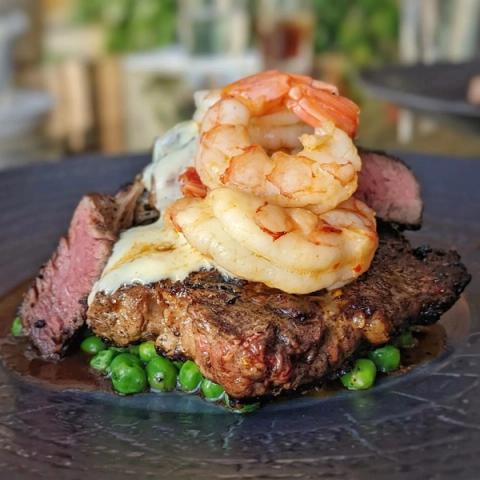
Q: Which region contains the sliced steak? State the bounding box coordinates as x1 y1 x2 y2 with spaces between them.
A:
87 225 470 398
20 181 143 359
357 149 423 229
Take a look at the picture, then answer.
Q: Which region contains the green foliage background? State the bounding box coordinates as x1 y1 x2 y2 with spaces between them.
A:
72 0 177 53
313 0 399 65
73 0 399 65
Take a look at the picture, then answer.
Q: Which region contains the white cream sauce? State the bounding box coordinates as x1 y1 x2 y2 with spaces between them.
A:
89 119 214 303
142 121 199 211
88 218 213 302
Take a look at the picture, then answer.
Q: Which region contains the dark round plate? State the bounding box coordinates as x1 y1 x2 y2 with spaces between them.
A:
0 153 478 479
360 61 480 117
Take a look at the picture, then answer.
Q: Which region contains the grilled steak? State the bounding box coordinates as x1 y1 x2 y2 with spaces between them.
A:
87 224 470 398
20 182 143 359
357 149 423 228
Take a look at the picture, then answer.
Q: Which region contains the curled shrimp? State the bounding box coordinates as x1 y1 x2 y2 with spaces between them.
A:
167 188 378 294
194 70 361 212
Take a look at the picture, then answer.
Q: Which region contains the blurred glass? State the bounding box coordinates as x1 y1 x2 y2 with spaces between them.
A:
256 0 314 74
178 0 249 56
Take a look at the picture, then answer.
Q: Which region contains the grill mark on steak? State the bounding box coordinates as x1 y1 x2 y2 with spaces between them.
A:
20 181 143 359
87 223 470 398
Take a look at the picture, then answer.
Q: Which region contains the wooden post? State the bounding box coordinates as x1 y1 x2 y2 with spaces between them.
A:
94 57 125 154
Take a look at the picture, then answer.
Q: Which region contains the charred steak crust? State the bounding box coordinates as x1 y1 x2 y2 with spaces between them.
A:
87 224 470 398
20 182 143 359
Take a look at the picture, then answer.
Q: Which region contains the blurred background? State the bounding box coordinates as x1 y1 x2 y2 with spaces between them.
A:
2 0 480 170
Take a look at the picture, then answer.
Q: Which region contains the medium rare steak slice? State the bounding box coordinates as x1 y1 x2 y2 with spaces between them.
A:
20 182 143 359
357 149 423 229
87 225 470 398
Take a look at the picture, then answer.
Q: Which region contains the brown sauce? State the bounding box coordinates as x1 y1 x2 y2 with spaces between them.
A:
304 323 447 399
0 280 452 398
400 324 447 368
0 280 111 393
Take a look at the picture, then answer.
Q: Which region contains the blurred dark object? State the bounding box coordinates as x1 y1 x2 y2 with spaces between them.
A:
358 61 480 158
467 75 480 106
178 0 249 56
359 1 480 153
256 0 314 74
313 0 398 67
360 61 480 119
72 0 176 53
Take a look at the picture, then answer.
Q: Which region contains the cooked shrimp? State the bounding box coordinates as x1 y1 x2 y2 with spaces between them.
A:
179 166 207 198
167 188 378 294
195 70 361 212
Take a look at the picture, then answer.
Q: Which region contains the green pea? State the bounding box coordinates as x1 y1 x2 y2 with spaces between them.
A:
224 394 260 413
90 349 116 374
128 344 140 356
395 330 416 349
109 352 142 370
341 358 377 390
201 379 225 401
368 345 401 373
106 352 140 376
234 402 260 414
11 317 22 337
80 336 106 355
173 360 185 370
178 360 203 392
110 354 147 395
110 346 127 353
146 356 177 392
138 341 158 363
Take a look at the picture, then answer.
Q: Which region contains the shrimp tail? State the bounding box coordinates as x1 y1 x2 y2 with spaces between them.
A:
179 167 208 198
287 85 360 138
